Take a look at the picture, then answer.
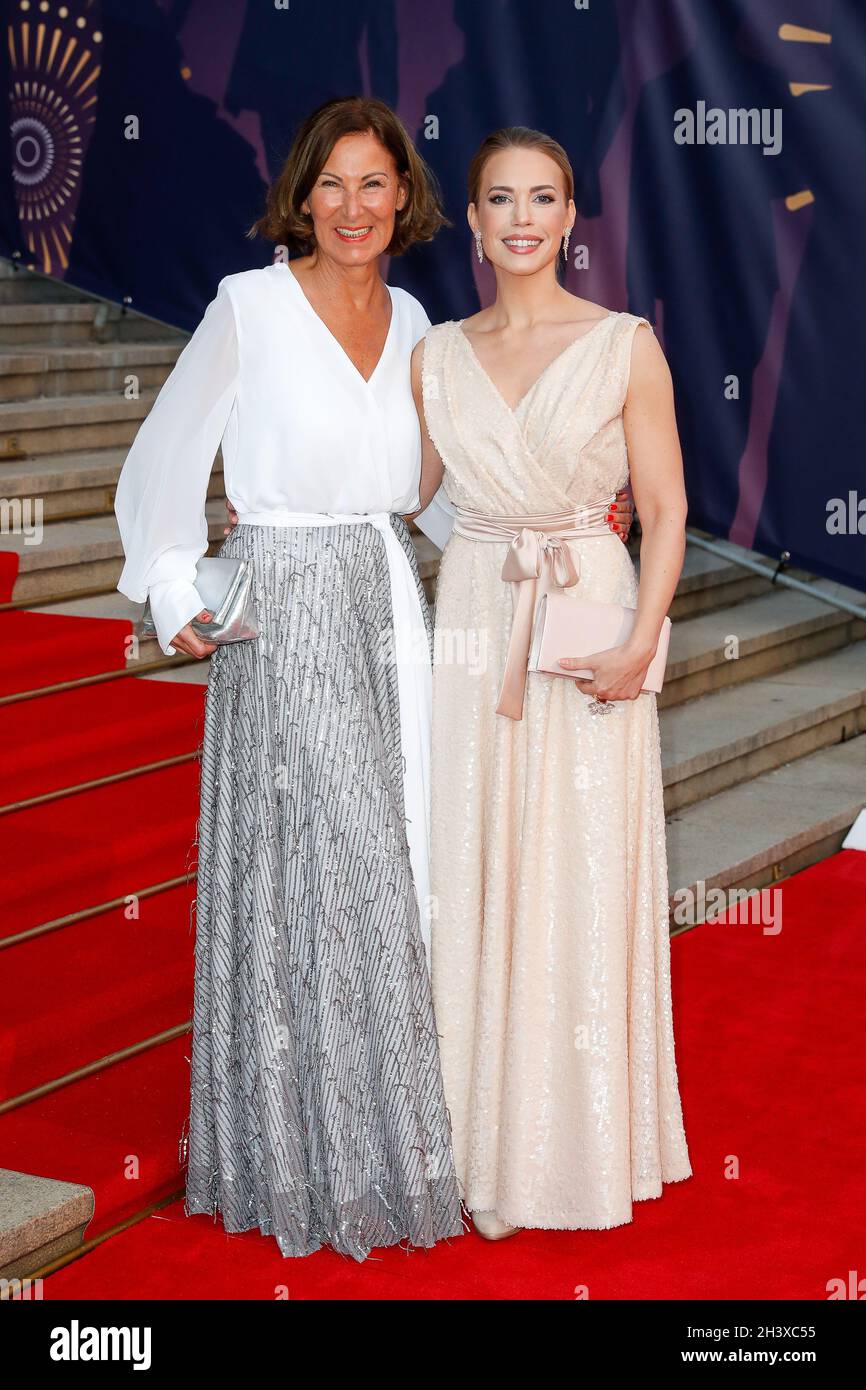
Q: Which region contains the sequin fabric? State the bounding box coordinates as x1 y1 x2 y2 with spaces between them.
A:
179 515 467 1260
421 313 693 1229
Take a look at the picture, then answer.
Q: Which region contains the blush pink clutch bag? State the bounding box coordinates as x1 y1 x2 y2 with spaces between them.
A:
527 592 672 693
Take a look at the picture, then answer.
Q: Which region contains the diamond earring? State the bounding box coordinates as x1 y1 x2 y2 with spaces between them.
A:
562 226 571 261
475 229 484 263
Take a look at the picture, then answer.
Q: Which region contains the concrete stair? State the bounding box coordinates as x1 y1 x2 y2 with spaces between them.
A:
666 736 866 906
1 448 225 522
0 341 186 403
2 388 174 458
0 1169 93 1284
659 577 866 707
0 298 186 347
0 266 88 303
2 500 232 606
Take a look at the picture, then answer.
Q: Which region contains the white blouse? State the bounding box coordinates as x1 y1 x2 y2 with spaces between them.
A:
114 260 456 962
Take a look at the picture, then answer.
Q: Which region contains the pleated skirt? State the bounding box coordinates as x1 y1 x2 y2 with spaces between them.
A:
179 515 466 1260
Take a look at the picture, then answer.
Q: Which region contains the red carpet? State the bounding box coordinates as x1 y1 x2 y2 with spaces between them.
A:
1 886 195 1098
0 676 205 805
11 849 864 1300
0 610 135 696
0 1036 193 1239
3 762 202 935
0 549 20 602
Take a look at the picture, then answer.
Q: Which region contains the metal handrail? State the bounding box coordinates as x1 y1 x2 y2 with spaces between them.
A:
685 530 866 623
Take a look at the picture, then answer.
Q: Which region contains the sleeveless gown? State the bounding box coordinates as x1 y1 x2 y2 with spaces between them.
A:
421 311 693 1230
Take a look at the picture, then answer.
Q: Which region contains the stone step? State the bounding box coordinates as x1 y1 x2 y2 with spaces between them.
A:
0 340 184 401
3 499 232 602
0 1167 93 1282
138 661 211 685
659 579 866 707
665 733 866 914
0 387 168 458
0 300 183 346
1 447 224 521
661 641 866 811
662 539 778 619
0 260 99 305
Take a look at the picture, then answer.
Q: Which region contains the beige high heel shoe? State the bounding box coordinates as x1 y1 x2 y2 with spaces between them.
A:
471 1209 523 1241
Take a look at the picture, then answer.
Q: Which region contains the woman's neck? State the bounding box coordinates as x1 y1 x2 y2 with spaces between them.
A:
291 251 386 313
483 268 577 331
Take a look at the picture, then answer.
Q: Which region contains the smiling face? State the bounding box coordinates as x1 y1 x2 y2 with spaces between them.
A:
301 131 408 266
469 145 575 277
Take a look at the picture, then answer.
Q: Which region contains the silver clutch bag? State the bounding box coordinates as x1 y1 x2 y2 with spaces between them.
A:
141 556 259 644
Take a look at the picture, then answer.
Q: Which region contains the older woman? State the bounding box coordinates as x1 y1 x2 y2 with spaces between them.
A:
114 97 468 1262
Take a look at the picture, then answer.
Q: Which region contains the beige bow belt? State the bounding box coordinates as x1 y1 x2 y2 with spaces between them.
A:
452 498 617 720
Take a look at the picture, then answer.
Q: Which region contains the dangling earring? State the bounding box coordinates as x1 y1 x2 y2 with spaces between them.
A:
562 226 571 261
475 229 484 263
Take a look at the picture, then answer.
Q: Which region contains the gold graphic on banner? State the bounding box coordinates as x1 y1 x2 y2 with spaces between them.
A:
8 1 102 274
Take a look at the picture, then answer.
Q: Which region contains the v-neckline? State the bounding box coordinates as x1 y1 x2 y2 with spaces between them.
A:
455 312 618 415
279 261 396 388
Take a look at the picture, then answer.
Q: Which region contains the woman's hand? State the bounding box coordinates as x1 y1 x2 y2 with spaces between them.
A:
224 497 239 535
608 485 633 542
169 609 218 659
559 637 655 702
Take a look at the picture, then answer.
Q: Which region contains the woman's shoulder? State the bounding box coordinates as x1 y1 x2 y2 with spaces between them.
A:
412 319 458 398
613 313 658 374
555 292 654 337
421 317 460 341
219 264 276 289
387 282 428 316
413 318 460 372
212 263 285 307
615 309 655 335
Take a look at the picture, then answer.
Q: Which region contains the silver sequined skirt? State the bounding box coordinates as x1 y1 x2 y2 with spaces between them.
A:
179 515 466 1260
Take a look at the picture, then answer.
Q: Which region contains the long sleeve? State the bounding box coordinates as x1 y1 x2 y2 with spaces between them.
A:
412 481 457 552
114 275 240 655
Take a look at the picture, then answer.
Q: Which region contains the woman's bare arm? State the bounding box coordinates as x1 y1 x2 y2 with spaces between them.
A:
402 338 445 521
622 324 688 658
561 323 687 699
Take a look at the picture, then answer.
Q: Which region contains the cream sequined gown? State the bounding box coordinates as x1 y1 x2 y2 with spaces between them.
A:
421 311 692 1229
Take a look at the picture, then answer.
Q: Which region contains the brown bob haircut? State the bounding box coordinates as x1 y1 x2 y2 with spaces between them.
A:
249 96 451 257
